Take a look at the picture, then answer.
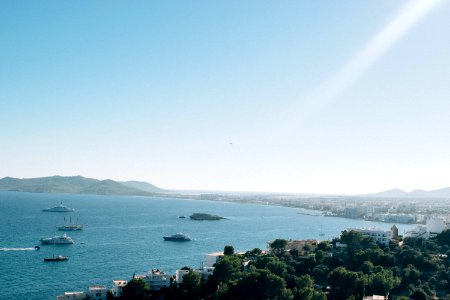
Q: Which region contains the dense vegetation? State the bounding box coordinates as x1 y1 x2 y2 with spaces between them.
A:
118 230 450 300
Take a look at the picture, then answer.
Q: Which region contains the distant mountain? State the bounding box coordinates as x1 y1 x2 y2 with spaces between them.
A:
365 187 450 198
80 179 149 195
0 176 163 196
120 180 164 193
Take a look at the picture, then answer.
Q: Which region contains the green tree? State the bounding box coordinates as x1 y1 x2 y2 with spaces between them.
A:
271 239 288 255
409 288 428 300
327 266 365 300
182 270 202 293
224 245 234 255
122 278 149 300
437 229 450 245
228 269 293 300
212 255 242 284
340 230 364 245
266 259 288 277
366 269 400 296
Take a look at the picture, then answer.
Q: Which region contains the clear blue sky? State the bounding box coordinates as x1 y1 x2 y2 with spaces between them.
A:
1 1 450 194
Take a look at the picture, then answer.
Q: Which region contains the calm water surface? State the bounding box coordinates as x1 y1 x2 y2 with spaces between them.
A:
0 191 412 300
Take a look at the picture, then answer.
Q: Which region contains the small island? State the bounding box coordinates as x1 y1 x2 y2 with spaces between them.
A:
189 213 226 221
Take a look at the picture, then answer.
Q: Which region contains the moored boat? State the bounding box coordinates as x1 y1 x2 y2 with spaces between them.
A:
43 202 75 212
163 233 191 241
57 217 83 231
44 255 68 262
40 233 74 244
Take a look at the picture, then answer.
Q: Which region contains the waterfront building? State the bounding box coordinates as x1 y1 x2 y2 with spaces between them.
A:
56 291 86 300
136 269 170 290
176 267 215 285
426 217 447 237
391 224 399 239
175 269 190 284
350 228 392 246
111 280 127 298
87 286 107 300
404 225 429 239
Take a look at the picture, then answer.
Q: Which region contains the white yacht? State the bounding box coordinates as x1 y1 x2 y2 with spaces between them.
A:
163 233 192 241
40 234 74 244
42 202 75 212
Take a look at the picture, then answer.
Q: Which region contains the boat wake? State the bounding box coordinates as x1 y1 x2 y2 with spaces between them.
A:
0 247 38 251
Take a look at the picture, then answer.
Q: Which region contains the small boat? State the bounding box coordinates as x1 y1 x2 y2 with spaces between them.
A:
163 233 191 241
179 216 186 218
40 233 74 244
35 246 40 250
44 255 68 262
43 202 75 212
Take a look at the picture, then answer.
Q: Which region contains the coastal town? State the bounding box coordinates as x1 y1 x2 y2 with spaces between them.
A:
199 193 450 225
55 216 450 300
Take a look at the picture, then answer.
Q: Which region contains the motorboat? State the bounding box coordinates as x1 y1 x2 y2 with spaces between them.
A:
44 255 68 262
43 202 75 212
163 233 191 241
40 234 74 244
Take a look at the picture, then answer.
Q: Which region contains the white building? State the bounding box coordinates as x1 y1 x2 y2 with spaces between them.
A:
351 228 392 246
111 280 127 298
404 225 429 239
175 269 190 284
427 217 447 237
56 291 86 300
87 286 107 300
136 269 170 290
403 217 448 240
175 267 215 285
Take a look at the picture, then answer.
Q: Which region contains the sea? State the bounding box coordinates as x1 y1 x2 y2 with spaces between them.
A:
0 191 413 300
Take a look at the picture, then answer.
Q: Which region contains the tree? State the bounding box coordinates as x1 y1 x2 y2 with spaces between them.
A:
327 267 365 300
228 269 293 300
182 270 202 294
224 245 234 255
212 255 242 284
122 278 149 300
271 239 288 254
266 259 288 277
437 229 450 245
340 230 364 245
366 269 400 296
409 288 428 300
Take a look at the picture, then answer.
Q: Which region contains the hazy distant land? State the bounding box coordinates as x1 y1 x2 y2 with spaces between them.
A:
1 175 450 200
0 175 164 196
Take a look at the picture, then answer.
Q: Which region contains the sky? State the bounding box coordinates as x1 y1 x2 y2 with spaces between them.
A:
1 1 450 194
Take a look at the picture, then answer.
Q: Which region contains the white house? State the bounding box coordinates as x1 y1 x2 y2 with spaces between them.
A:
175 267 215 285
350 228 392 246
111 280 127 298
136 269 170 290
88 285 107 300
175 269 190 284
56 291 86 300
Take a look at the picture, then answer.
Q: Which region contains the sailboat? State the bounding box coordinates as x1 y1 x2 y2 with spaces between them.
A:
57 216 83 231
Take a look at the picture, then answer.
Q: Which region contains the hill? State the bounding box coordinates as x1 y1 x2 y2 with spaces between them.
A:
0 176 163 196
120 180 165 193
365 187 450 198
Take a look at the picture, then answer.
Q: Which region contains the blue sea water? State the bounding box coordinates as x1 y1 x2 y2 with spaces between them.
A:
0 191 412 300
